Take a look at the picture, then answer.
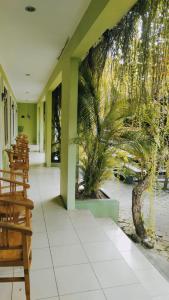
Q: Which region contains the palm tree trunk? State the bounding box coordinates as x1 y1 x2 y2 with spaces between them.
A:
163 175 168 190
132 176 149 240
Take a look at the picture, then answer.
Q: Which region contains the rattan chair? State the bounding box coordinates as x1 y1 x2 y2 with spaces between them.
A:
5 149 29 183
0 169 30 220
0 197 34 300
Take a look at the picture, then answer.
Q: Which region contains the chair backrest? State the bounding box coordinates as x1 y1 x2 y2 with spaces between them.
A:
16 135 29 148
5 150 29 179
0 197 33 250
6 149 28 163
0 169 30 197
0 197 33 296
0 197 33 224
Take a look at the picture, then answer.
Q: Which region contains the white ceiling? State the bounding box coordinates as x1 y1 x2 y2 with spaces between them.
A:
0 0 91 102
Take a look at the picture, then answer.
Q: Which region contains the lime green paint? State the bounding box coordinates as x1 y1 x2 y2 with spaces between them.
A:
60 58 79 209
0 65 17 169
2 150 9 170
0 65 16 100
39 101 44 152
45 91 52 166
38 0 137 209
37 104 40 146
76 199 119 222
18 103 37 144
37 101 45 152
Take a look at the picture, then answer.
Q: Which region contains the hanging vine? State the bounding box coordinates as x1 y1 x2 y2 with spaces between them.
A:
78 0 169 245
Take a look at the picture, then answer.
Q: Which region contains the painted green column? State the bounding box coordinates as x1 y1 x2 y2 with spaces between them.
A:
45 91 52 167
37 103 40 147
61 58 79 209
39 101 44 152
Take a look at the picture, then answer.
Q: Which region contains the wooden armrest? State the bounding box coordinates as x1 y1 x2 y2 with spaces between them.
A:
0 197 34 209
0 177 30 188
0 169 24 177
0 222 32 236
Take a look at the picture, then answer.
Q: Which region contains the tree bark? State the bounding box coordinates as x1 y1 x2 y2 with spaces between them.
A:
132 176 149 240
163 175 168 190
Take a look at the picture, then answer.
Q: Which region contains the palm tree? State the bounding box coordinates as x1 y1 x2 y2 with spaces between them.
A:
77 64 129 199
128 131 156 247
124 100 169 248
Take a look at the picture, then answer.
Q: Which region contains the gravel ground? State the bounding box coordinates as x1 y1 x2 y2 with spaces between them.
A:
102 177 169 281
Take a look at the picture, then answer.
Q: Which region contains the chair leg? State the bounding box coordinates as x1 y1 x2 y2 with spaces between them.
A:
24 269 30 300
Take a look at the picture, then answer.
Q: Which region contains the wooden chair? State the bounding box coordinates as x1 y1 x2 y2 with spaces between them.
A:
15 135 29 150
5 149 29 183
5 134 30 182
12 142 29 154
11 145 30 173
9 136 29 161
17 133 29 141
0 197 34 300
0 169 30 220
0 169 30 197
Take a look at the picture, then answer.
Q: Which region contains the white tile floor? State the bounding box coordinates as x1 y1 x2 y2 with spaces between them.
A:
1 159 169 299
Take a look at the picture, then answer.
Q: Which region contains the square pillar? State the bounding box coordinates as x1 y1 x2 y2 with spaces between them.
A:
45 91 52 167
37 103 40 148
39 101 44 153
61 58 79 209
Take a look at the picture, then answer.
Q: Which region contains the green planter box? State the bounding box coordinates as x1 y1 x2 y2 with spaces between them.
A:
75 199 119 222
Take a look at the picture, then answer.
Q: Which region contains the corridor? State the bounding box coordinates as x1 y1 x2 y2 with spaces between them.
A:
1 155 169 299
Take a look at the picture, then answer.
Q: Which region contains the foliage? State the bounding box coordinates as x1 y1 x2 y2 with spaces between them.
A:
77 0 169 212
77 64 130 198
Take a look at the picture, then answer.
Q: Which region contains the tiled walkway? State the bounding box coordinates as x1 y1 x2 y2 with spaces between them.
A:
1 164 169 299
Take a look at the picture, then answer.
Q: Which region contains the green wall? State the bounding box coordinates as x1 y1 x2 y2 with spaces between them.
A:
18 103 37 144
0 65 18 169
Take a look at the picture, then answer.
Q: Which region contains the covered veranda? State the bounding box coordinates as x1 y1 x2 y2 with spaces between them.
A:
1 152 169 299
0 0 169 299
